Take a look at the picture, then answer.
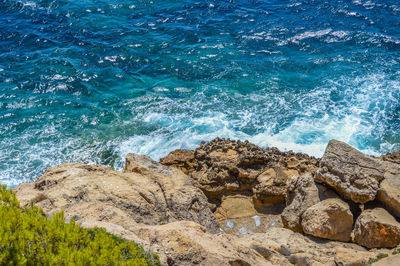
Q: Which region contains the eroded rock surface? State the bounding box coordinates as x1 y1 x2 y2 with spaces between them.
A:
14 138 400 265
281 173 320 232
16 156 219 234
161 138 319 204
238 227 378 266
316 139 386 203
377 172 400 219
353 208 400 248
301 198 353 242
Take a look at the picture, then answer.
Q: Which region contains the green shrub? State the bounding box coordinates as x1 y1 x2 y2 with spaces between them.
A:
0 185 161 265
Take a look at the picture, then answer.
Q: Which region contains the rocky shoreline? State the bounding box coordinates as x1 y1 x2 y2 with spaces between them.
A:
14 138 400 265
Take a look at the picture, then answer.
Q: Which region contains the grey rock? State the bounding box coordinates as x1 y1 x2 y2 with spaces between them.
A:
316 140 385 203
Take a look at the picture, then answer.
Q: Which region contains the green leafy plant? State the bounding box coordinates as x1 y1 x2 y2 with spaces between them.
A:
0 185 161 265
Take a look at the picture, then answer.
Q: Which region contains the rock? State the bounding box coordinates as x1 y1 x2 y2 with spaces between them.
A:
132 221 271 266
238 227 377 266
353 208 400 248
13 138 395 265
161 138 319 203
252 165 299 204
316 139 386 203
380 151 400 165
16 156 220 234
159 149 195 174
281 173 320 232
373 254 400 266
377 172 400 219
301 198 353 242
214 195 258 220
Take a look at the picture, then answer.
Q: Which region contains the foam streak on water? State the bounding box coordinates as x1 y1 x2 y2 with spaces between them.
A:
1 0 400 187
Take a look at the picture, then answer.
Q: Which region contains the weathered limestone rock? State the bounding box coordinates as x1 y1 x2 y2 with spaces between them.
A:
132 221 271 266
353 208 400 248
281 173 320 232
161 138 319 203
316 139 385 203
374 254 400 266
301 198 353 242
16 156 220 234
238 227 377 266
252 165 299 204
377 172 400 219
159 149 195 174
214 195 258 220
14 138 398 265
380 151 400 165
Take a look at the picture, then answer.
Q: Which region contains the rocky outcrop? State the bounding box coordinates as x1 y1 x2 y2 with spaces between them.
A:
13 138 400 264
316 140 386 203
16 156 219 234
161 138 319 204
353 208 400 248
301 198 353 242
281 173 320 232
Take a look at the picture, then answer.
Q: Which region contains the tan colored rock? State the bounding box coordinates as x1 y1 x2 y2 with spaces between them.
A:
160 138 319 235
16 156 219 234
353 208 400 248
301 198 353 242
252 165 299 204
159 149 195 174
378 172 400 219
374 254 400 266
380 151 400 165
281 173 320 232
132 221 271 266
316 139 385 203
238 227 376 266
161 138 319 203
13 138 395 265
214 195 257 220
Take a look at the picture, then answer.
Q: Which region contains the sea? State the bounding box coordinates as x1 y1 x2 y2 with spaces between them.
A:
1 0 400 187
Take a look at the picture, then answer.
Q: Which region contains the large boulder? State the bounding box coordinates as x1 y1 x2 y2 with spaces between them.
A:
377 172 400 219
16 155 220 234
301 198 353 242
281 173 320 232
316 139 386 203
353 208 400 248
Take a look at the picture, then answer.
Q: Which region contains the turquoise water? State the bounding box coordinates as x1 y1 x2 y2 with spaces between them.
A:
1 0 400 187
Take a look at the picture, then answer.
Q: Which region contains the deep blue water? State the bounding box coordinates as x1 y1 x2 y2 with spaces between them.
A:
1 0 400 187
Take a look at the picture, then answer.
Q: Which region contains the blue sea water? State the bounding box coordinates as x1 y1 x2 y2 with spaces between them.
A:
1 0 400 187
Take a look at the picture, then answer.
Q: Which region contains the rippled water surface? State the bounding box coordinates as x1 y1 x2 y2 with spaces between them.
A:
1 0 400 187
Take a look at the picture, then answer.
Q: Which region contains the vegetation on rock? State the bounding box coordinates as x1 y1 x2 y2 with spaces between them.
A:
0 185 161 265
